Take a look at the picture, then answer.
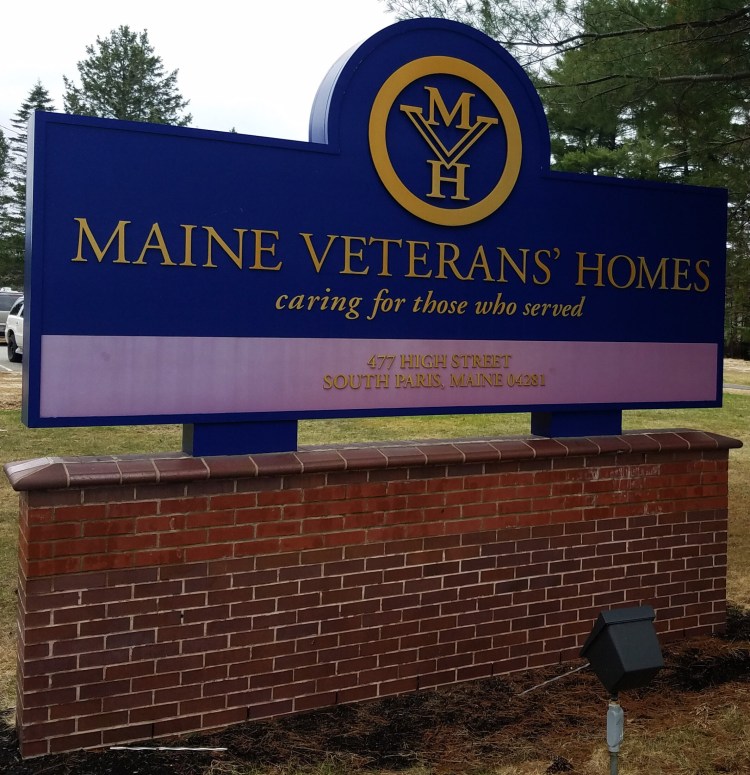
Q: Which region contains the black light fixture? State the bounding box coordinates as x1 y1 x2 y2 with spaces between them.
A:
580 605 664 775
580 604 664 695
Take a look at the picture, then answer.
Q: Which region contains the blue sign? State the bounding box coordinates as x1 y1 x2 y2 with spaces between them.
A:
24 20 726 453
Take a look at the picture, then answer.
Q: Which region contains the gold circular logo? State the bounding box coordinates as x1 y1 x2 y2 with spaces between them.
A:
369 56 522 226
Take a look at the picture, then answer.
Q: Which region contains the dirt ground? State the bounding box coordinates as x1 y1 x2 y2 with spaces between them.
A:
0 371 21 410
0 609 749 775
725 358 750 371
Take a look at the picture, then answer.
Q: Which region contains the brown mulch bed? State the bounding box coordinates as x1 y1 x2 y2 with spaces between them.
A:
2 608 750 775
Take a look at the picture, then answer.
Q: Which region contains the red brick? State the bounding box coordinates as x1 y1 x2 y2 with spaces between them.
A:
51 636 105 656
132 549 185 567
18 707 49 726
24 623 79 646
78 710 129 732
28 557 83 577
246 698 294 720
53 504 107 522
203 677 251 697
108 500 159 518
135 514 181 533
129 703 179 723
49 698 103 720
32 522 83 542
257 489 303 506
50 667 104 689
209 492 259 510
50 731 103 753
158 496 208 514
101 722 154 745
26 590 80 613
158 529 208 547
82 518 137 538
77 648 130 670
202 706 248 729
72 677 129 701
19 739 50 758
14 441 734 755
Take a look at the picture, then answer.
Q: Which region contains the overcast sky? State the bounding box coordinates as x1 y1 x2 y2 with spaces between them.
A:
1 0 394 143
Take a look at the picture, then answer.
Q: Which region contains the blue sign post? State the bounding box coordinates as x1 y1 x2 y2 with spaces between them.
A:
24 20 726 455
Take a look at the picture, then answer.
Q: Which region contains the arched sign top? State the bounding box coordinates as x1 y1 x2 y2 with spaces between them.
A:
310 19 551 192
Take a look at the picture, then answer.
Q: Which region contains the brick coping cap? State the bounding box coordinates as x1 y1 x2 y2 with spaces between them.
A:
4 429 741 492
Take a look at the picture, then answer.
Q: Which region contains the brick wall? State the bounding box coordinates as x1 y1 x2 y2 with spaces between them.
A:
6 429 739 758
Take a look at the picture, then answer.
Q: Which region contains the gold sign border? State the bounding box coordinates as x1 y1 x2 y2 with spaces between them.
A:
369 56 523 227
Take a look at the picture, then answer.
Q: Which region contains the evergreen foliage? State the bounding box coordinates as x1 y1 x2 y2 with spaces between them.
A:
0 131 8 187
0 82 55 287
8 82 55 228
63 25 192 126
0 129 14 285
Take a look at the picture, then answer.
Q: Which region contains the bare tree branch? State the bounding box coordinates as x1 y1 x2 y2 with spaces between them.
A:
540 70 750 90
499 4 750 50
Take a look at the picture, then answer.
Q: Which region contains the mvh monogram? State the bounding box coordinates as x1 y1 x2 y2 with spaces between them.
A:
400 87 499 202
369 55 522 226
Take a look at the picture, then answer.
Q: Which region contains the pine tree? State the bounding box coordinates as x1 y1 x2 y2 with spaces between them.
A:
0 129 16 285
63 26 192 126
0 129 9 215
8 81 56 213
2 82 56 286
0 129 8 188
